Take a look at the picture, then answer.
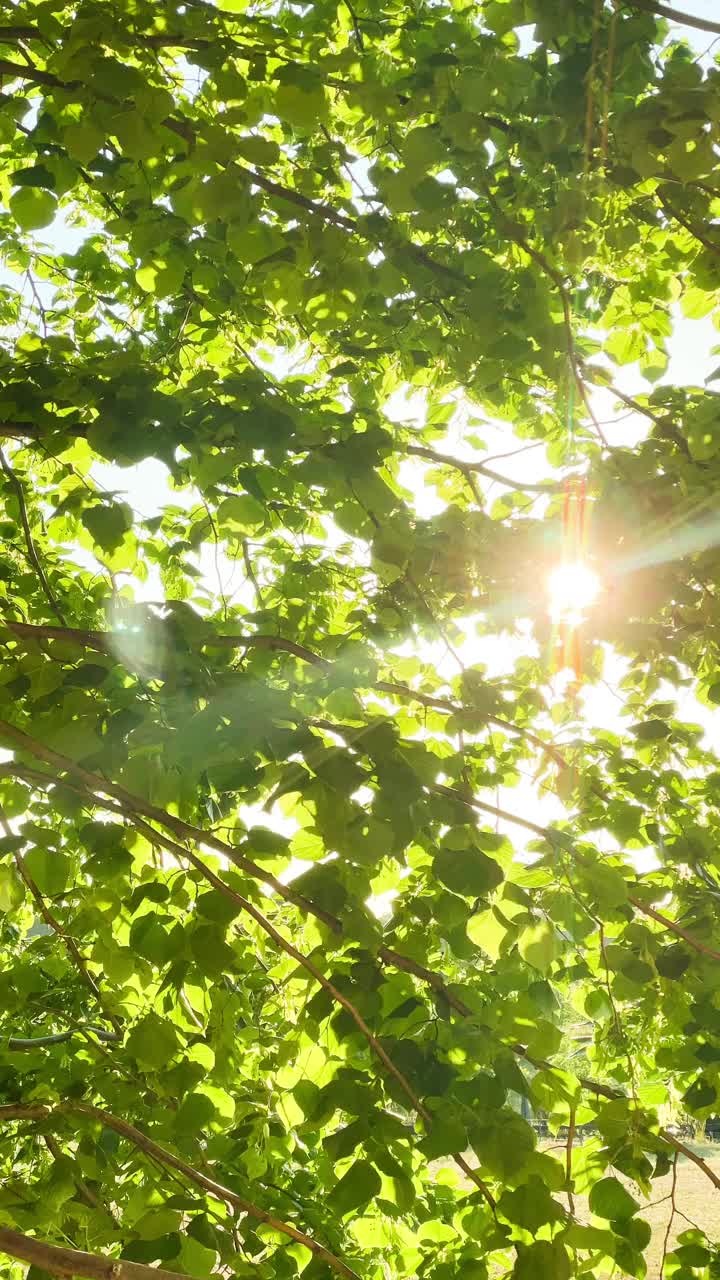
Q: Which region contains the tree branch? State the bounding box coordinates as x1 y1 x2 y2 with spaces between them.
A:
5 1026 120 1049
0 448 66 625
434 782 720 962
0 57 469 288
0 1103 360 1279
405 443 562 493
4 756 718 1191
0 1227 193 1280
622 0 720 36
0 803 121 1034
0 716 339 933
42 1133 115 1219
0 751 496 1206
658 193 720 257
0 615 569 770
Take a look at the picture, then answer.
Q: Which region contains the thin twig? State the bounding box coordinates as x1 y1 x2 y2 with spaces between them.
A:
658 194 720 258
344 0 364 49
42 1135 115 1220
566 1106 576 1214
241 539 265 607
0 803 121 1033
405 443 561 492
0 447 66 624
660 1152 678 1280
0 614 571 769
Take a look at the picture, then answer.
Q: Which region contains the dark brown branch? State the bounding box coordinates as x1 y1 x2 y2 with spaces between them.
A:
659 1132 720 1190
0 615 570 769
344 1 365 50
405 443 562 493
0 448 66 625
0 423 46 440
0 1104 360 1278
0 1227 191 1280
4 756 718 1191
0 56 64 86
0 616 329 666
0 717 339 933
622 0 720 36
633 900 720 963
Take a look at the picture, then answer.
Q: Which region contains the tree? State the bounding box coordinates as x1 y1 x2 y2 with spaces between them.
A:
0 0 719 1275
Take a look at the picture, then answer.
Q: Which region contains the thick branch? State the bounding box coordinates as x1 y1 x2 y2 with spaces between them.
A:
622 0 720 36
0 1103 359 1278
0 717 339 933
0 1227 192 1280
0 616 568 769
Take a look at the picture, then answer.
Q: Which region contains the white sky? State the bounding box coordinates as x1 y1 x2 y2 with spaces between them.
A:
1 1 719 874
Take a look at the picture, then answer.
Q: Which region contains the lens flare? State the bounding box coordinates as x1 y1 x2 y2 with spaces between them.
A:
548 561 600 626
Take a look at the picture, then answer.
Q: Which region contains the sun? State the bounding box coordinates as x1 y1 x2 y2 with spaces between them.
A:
548 561 600 625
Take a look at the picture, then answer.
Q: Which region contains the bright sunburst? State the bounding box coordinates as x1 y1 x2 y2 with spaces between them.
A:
548 561 600 626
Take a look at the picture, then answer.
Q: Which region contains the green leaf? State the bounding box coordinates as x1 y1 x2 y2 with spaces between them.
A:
631 720 671 741
0 867 24 912
11 166 56 190
81 502 133 553
23 847 70 897
126 1014 179 1069
175 1235 217 1278
655 944 691 979
588 1177 640 1221
467 908 507 959
433 849 503 898
500 1176 565 1233
217 495 265 529
9 187 57 230
512 1240 571 1280
328 1160 382 1215
682 1077 717 1111
176 1092 217 1134
517 921 559 974
63 122 105 163
274 84 328 130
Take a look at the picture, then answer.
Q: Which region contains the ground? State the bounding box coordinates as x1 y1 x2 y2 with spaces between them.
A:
443 1143 720 1278
557 1142 720 1278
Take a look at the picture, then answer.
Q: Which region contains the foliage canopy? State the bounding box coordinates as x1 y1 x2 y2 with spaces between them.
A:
1 1 720 1277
